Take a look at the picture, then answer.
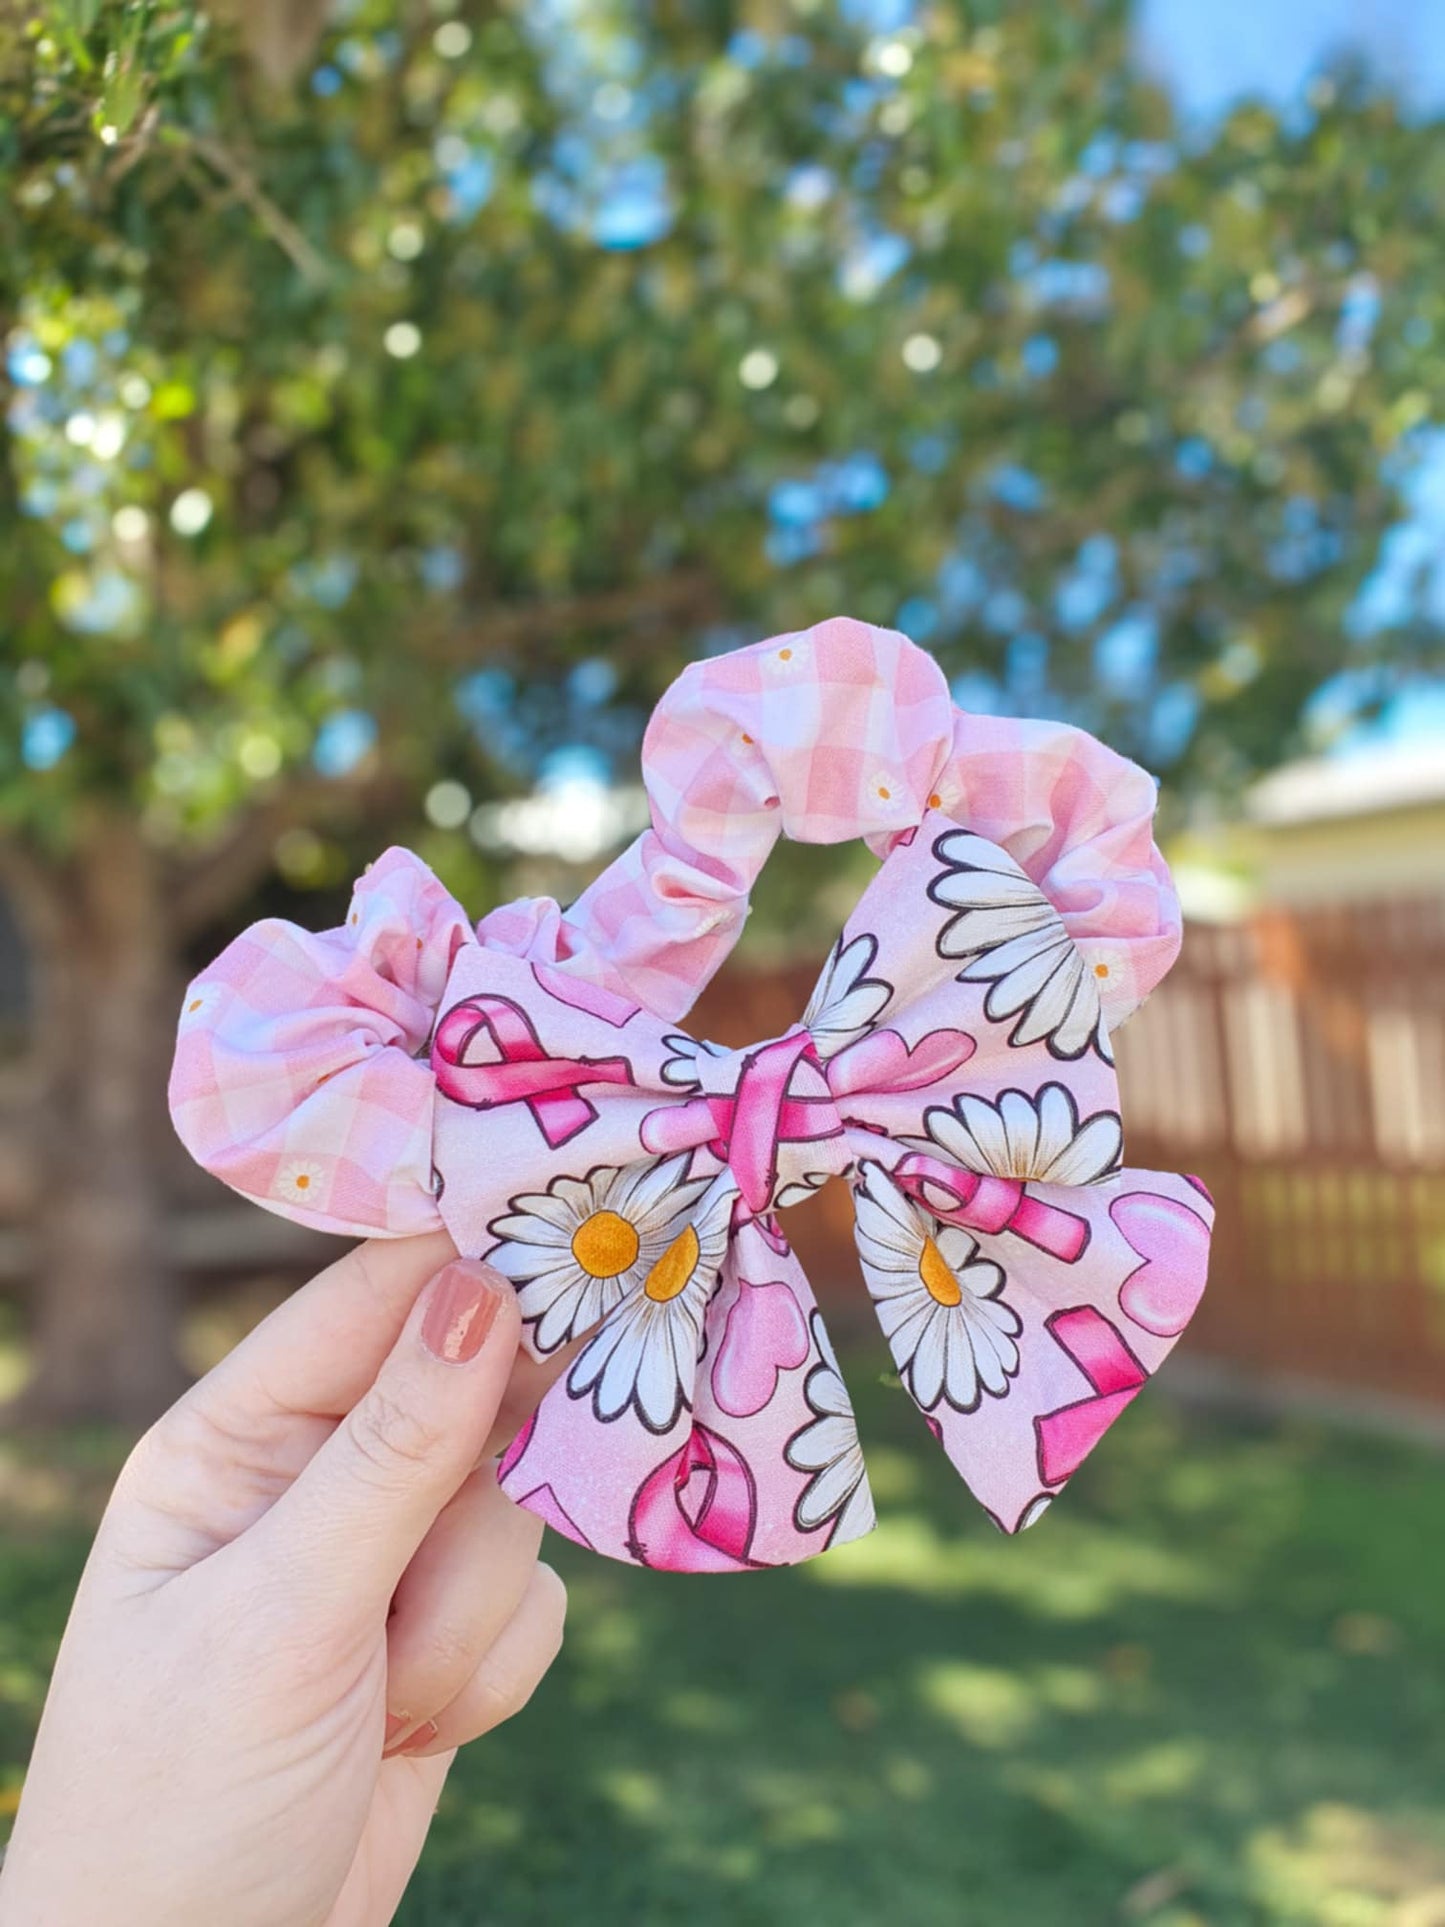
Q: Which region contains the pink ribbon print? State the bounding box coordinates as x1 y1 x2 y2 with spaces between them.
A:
627 1426 761 1572
642 1030 847 1213
433 993 635 1149
169 622 1212 1574
892 1153 1090 1262
1034 1306 1149 1487
421 816 1212 1570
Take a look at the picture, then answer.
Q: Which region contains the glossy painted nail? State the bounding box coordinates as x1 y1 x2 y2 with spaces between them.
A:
420 1261 503 1364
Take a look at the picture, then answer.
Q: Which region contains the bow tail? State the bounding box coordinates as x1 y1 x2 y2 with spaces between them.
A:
499 1205 875 1569
851 1160 1212 1534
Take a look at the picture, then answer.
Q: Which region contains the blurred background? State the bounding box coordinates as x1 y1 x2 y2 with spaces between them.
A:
3 1 1445 1921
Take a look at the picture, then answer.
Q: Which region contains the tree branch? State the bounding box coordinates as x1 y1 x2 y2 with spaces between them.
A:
428 568 724 665
166 772 401 941
164 569 722 937
176 131 330 286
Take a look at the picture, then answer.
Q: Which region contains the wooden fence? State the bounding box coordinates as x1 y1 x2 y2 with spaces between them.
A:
5 896 1440 1409
1117 900 1445 1406
693 896 1445 1408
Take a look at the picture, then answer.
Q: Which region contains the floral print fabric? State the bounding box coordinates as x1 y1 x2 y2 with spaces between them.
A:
170 616 1209 1571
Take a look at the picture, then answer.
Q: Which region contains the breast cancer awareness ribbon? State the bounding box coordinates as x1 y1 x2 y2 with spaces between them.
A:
169 618 1207 1574
1034 1307 1149 1488
433 994 634 1149
425 811 1212 1569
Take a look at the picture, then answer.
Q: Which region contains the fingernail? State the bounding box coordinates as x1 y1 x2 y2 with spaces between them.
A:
421 1261 504 1364
400 1719 439 1757
383 1714 429 1759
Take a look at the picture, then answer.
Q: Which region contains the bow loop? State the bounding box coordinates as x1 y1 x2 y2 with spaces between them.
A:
418 809 1210 1561
169 619 1207 1575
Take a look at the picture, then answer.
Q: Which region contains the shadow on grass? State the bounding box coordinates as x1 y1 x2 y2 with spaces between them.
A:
411 1355 1445 1927
3 1354 1443 1925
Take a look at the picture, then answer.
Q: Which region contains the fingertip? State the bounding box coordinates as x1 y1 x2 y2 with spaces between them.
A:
534 1560 568 1622
255 1261 524 1613
417 1259 519 1366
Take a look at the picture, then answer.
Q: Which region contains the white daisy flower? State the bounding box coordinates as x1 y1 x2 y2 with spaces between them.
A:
487 1154 712 1355
566 1176 735 1433
178 982 219 1027
868 769 904 812
276 1158 327 1207
801 932 892 1059
922 1083 1122 1186
658 1032 729 1090
853 1161 1021 1413
785 1312 875 1545
761 636 810 675
928 830 1112 1063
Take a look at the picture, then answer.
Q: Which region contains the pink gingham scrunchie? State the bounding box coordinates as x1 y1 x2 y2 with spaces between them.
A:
170 617 1210 1571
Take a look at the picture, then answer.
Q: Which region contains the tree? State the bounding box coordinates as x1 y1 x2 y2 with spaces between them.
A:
2 0 1442 1419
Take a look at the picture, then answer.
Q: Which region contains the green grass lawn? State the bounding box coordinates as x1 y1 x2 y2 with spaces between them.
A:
3 1356 1444 1927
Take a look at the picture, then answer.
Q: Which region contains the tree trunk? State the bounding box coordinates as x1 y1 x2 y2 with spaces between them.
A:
4 817 189 1427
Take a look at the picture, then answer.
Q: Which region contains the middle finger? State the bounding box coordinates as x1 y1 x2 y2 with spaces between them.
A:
383 1460 543 1748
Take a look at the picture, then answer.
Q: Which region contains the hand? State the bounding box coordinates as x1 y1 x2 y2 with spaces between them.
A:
0 1234 568 1927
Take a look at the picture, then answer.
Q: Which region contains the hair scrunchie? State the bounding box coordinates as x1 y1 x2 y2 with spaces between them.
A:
170 617 1209 1571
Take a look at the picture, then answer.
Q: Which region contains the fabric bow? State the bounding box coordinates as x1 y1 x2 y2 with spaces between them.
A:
424 815 1212 1570
168 618 1208 1573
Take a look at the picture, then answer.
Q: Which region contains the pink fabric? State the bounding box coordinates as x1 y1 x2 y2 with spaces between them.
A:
567 615 1180 1025
169 616 1208 1571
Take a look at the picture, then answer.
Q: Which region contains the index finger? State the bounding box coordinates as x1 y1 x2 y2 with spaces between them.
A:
198 1229 460 1427
104 1232 468 1581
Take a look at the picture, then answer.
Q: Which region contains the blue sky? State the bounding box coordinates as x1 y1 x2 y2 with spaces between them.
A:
1143 0 1445 759
1139 0 1445 121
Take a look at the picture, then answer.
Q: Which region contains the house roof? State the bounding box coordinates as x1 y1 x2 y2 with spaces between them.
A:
1248 742 1445 827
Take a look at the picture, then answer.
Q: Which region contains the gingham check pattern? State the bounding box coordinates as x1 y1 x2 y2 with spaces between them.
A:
169 615 1182 1239
565 616 1180 1022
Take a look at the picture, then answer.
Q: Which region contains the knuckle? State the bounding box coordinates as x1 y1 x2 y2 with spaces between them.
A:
470 1569 568 1735
414 1612 479 1695
473 1662 538 1733
344 1385 440 1484
116 1399 208 1493
112 1417 170 1500
107 1403 220 1529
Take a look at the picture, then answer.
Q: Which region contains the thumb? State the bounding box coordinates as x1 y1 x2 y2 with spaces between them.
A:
254 1258 523 1620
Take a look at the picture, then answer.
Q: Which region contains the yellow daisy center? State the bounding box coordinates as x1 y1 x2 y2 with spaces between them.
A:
919 1235 963 1306
293 1173 311 1191
644 1224 701 1302
571 1209 640 1279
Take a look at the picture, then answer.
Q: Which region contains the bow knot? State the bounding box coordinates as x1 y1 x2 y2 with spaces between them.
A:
170 620 1209 1577
642 1025 851 1214
420 816 1212 1569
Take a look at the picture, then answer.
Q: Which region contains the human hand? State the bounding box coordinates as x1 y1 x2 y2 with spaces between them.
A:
0 1234 567 1927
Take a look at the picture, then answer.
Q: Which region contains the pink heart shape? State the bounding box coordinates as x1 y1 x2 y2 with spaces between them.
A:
829 1025 976 1096
1111 1192 1211 1337
710 1279 810 1418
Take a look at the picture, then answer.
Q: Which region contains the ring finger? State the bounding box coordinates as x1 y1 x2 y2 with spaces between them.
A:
394 1562 567 1758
